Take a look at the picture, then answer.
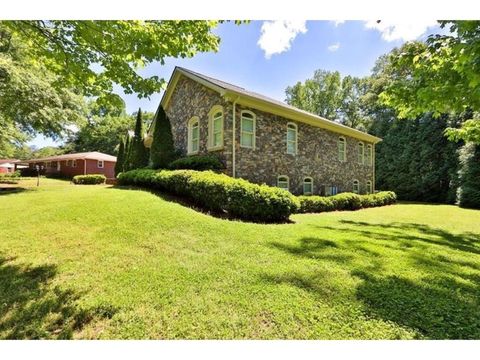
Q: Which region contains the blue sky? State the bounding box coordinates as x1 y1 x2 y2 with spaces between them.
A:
30 20 443 148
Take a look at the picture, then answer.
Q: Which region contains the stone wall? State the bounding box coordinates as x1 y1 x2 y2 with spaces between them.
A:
166 75 375 195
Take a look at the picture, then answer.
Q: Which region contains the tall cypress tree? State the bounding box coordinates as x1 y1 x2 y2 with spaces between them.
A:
149 105 176 169
130 108 149 169
458 143 480 209
123 133 132 171
115 137 125 176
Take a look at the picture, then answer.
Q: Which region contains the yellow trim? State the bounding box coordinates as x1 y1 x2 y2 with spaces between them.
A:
187 116 200 155
357 141 365 165
207 105 224 150
240 110 256 149
286 122 298 155
338 136 347 162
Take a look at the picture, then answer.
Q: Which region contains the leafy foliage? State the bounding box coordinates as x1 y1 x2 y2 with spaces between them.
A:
149 105 176 169
72 174 106 185
168 155 224 171
125 109 149 170
457 143 480 209
379 21 480 143
114 138 126 177
118 169 299 222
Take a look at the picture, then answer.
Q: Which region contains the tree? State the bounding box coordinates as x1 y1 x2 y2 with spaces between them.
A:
149 105 176 169
1 21 230 102
285 69 370 129
0 25 85 149
129 109 149 169
123 134 132 172
115 137 126 176
457 143 480 209
379 21 480 143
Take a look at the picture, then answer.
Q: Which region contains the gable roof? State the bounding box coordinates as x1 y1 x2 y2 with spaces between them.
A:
160 66 381 144
23 152 117 163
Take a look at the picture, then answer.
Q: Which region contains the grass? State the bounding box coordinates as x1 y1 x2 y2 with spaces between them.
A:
0 178 479 339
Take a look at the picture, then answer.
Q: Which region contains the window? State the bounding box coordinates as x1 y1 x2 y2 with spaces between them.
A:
338 137 346 162
240 111 256 149
187 116 200 154
366 181 373 194
98 160 104 168
287 123 297 155
357 142 364 164
46 161 51 168
208 106 223 149
366 144 373 166
277 176 289 191
303 177 313 195
353 180 360 194
72 160 77 168
325 185 338 196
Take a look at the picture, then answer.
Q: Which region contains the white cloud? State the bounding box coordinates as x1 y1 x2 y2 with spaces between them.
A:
333 20 345 27
328 42 340 52
257 20 307 59
364 20 438 42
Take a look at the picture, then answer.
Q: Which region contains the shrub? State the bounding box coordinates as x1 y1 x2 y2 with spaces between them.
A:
457 143 480 209
168 155 225 171
297 191 397 213
0 170 20 184
150 105 176 169
72 174 106 185
118 169 299 222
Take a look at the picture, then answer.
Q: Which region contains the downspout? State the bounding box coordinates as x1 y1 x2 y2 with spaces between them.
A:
232 96 239 178
372 143 376 193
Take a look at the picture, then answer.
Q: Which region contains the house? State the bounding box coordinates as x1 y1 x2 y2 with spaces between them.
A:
24 152 117 179
0 159 19 174
145 67 382 195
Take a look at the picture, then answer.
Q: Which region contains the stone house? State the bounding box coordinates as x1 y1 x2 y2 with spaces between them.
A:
145 67 381 195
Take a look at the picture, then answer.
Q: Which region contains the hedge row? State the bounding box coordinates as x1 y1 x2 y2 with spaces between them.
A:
118 169 299 222
168 155 225 171
0 170 20 184
297 191 397 213
72 174 106 185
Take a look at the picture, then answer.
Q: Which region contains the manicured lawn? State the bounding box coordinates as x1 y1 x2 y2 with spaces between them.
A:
1 178 479 339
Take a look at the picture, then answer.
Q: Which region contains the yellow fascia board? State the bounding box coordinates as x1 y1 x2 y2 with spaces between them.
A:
226 92 382 144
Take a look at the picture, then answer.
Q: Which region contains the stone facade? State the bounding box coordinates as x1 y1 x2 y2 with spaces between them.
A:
165 75 375 195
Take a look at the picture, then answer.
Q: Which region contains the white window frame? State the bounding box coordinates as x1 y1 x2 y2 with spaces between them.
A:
240 110 256 149
353 179 360 194
366 180 373 194
366 144 373 166
72 160 77 168
277 175 289 191
286 122 298 155
338 137 346 162
303 177 313 195
208 105 224 150
358 142 365 165
187 116 200 155
98 160 104 169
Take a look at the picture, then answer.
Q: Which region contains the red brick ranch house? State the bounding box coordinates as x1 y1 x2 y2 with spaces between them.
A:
25 152 117 179
146 67 382 196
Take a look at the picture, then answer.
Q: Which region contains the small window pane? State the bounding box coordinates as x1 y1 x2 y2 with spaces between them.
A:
278 176 289 190
241 133 253 147
287 129 296 141
242 118 253 132
214 132 222 146
214 118 222 132
287 142 296 154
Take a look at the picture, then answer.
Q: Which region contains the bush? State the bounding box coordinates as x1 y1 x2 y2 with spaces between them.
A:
72 174 106 185
0 170 20 184
168 155 225 171
118 169 299 222
297 191 397 213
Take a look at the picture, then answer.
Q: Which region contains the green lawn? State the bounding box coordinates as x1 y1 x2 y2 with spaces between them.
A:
1 178 479 339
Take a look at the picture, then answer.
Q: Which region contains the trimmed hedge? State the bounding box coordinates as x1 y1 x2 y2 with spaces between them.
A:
118 169 299 222
297 191 397 213
72 174 106 185
168 155 225 171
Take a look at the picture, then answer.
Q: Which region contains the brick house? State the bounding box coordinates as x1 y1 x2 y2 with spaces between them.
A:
145 67 382 195
24 152 116 179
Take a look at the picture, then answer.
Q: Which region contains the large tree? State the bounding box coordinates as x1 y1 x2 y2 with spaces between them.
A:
379 21 480 143
129 109 149 169
149 105 176 169
285 69 370 129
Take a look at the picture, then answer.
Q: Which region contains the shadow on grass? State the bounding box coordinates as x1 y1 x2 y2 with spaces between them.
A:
265 221 480 339
111 185 295 224
0 255 117 339
0 187 29 196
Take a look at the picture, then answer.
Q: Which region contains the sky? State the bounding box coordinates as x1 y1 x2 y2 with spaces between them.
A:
30 20 443 148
